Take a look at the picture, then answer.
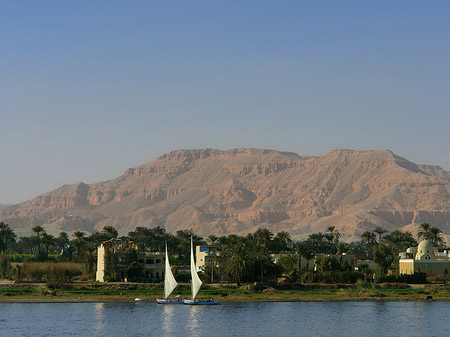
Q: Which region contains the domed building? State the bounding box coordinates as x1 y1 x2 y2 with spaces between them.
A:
399 240 450 275
415 240 436 260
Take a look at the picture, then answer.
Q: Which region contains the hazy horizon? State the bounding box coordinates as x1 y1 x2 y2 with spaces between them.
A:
2 1 450 204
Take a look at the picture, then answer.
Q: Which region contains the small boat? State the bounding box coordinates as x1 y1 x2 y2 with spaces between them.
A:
183 236 220 305
156 242 183 304
134 298 150 302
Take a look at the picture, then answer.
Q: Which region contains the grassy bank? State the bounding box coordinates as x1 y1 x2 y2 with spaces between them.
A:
1 282 450 303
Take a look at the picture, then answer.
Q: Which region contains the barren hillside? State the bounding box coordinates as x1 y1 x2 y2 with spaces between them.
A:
2 148 450 240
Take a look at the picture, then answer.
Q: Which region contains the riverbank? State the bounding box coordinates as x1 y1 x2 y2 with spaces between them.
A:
1 281 450 303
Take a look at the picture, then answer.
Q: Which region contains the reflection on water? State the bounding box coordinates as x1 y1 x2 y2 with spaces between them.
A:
162 305 175 337
187 306 201 337
2 301 450 337
94 303 105 336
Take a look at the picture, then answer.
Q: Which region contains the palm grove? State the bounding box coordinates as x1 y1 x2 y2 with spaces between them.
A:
0 221 445 285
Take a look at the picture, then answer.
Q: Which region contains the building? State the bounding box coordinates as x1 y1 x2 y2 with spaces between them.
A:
399 240 450 275
96 239 165 282
195 245 227 282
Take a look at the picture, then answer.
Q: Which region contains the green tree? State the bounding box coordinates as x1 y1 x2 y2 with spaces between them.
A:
223 236 248 285
31 225 45 256
384 230 417 256
127 261 145 282
428 227 445 246
0 254 12 279
151 226 167 251
307 232 334 254
41 233 55 258
102 226 119 240
81 240 98 274
361 231 377 257
248 230 276 282
206 235 219 246
326 226 341 244
417 223 432 241
373 226 388 243
57 232 72 261
0 222 16 254
72 231 87 262
295 241 315 271
272 231 293 253
128 227 154 252
317 256 340 272
16 237 33 254
373 243 394 275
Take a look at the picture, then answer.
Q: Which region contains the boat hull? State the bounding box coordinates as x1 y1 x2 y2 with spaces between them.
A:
156 298 184 304
183 299 219 305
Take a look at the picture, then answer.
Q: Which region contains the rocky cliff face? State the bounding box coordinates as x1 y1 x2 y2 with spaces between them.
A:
2 148 450 240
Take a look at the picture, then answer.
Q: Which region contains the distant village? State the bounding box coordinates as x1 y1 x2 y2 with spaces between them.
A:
0 221 448 286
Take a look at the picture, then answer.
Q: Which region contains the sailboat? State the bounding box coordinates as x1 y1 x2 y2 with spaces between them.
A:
183 236 219 305
156 242 183 304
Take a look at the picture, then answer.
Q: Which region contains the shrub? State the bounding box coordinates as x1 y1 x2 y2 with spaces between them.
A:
21 262 82 283
46 262 82 285
317 256 340 272
175 272 191 283
22 263 45 281
103 275 117 282
126 262 145 282
378 272 427 284
0 254 12 279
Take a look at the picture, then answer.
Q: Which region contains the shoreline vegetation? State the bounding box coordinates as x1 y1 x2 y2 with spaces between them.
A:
0 281 448 303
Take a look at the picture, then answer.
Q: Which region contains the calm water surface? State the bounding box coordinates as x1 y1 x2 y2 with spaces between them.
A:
1 301 449 336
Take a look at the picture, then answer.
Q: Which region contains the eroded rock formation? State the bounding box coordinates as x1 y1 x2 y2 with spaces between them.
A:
2 148 450 240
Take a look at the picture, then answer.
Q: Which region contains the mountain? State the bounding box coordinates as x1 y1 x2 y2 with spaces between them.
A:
0 204 12 210
2 148 450 240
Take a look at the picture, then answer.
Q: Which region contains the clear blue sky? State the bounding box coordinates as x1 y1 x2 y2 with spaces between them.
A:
1 1 450 204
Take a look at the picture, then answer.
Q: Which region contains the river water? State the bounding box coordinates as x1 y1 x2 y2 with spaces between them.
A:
1 301 449 336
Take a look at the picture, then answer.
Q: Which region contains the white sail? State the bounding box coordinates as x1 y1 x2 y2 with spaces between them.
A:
190 236 203 300
164 243 178 299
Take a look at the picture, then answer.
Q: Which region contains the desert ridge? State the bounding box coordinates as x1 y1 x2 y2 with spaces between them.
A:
2 148 450 240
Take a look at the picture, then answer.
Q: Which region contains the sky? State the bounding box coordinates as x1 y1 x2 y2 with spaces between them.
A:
1 1 450 204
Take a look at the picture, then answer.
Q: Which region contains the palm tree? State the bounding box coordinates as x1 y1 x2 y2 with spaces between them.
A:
206 234 219 283
72 231 87 261
223 237 248 285
81 240 97 274
206 235 219 246
41 233 55 257
428 227 445 246
295 241 315 271
32 225 45 256
373 226 388 243
16 237 33 254
102 226 118 240
361 231 377 257
273 231 293 253
253 228 274 252
128 227 153 252
418 223 432 241
57 232 72 260
0 222 16 254
326 226 341 243
151 226 167 251
384 230 417 256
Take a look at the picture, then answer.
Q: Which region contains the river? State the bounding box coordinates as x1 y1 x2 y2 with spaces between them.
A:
1 301 449 336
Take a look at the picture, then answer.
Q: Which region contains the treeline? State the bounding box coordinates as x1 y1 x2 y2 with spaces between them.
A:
0 221 446 284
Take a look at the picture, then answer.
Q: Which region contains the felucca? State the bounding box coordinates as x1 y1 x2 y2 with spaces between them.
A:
156 242 183 304
183 236 219 305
